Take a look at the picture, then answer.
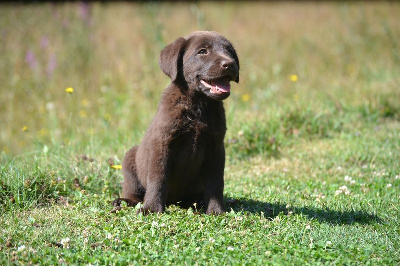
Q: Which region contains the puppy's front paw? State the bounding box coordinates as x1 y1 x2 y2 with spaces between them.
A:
206 209 225 215
136 206 150 215
137 203 164 215
206 201 226 215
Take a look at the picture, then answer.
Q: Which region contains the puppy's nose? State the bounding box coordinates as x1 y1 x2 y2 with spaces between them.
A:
221 59 235 69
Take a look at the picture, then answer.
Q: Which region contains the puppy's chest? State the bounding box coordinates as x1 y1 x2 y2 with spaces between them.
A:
169 130 212 183
181 116 225 150
173 108 225 152
181 107 226 136
170 103 226 158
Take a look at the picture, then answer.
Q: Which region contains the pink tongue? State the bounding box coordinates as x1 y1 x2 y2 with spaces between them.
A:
213 80 231 92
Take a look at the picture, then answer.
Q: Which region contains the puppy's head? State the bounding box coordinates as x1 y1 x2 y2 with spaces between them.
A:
159 31 239 101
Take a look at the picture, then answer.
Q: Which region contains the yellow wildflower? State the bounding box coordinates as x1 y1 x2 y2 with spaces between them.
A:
104 113 111 121
65 87 74 93
22 126 28 132
111 165 122 170
81 98 89 107
79 110 87 118
241 93 250 102
346 64 355 75
39 128 49 136
289 75 298 82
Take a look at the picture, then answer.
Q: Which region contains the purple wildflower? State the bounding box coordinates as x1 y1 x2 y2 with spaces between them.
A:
41 36 49 49
79 2 91 24
25 50 37 70
47 53 57 77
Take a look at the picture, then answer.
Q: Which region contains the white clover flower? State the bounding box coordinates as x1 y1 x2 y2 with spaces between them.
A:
17 245 26 252
82 229 89 238
227 246 234 251
60 238 70 248
209 237 215 244
344 175 352 182
344 176 356 185
305 225 311 230
46 102 54 111
106 233 112 240
28 247 37 253
326 241 332 245
395 175 399 180
314 194 326 201
309 237 314 249
195 247 200 252
335 189 342 196
387 183 392 188
151 221 159 227
335 185 350 196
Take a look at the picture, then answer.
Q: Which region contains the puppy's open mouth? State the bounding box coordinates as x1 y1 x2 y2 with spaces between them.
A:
200 77 231 94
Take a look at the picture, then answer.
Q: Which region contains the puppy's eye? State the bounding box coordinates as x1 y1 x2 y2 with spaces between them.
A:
197 48 208 55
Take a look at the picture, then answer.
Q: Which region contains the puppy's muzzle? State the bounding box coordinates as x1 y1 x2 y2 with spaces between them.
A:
219 59 239 83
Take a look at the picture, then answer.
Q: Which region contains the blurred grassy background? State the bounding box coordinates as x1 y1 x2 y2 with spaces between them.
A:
1 3 400 264
0 2 399 156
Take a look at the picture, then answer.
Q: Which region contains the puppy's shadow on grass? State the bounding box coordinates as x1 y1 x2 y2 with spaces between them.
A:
226 197 381 225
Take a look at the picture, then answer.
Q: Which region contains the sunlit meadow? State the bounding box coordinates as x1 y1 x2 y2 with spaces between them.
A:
1 2 399 264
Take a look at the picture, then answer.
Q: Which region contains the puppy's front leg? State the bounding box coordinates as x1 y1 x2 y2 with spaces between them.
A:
140 147 169 214
141 178 167 214
203 144 226 215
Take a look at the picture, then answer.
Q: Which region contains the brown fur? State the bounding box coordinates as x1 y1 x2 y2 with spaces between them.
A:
113 31 239 214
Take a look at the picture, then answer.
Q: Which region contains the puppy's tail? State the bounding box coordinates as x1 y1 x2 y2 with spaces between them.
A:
110 196 141 213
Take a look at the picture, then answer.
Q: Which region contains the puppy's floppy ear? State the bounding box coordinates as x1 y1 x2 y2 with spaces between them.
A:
231 46 240 83
159 37 187 82
227 43 240 83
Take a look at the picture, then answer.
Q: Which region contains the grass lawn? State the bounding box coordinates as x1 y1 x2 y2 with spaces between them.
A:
1 2 399 264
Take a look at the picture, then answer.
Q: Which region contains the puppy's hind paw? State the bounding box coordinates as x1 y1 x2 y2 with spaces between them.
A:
110 197 140 213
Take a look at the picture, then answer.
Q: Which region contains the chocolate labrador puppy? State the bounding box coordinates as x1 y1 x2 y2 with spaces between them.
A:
113 31 239 214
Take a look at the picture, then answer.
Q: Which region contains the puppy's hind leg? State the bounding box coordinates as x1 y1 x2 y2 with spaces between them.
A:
111 146 144 212
122 146 145 202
